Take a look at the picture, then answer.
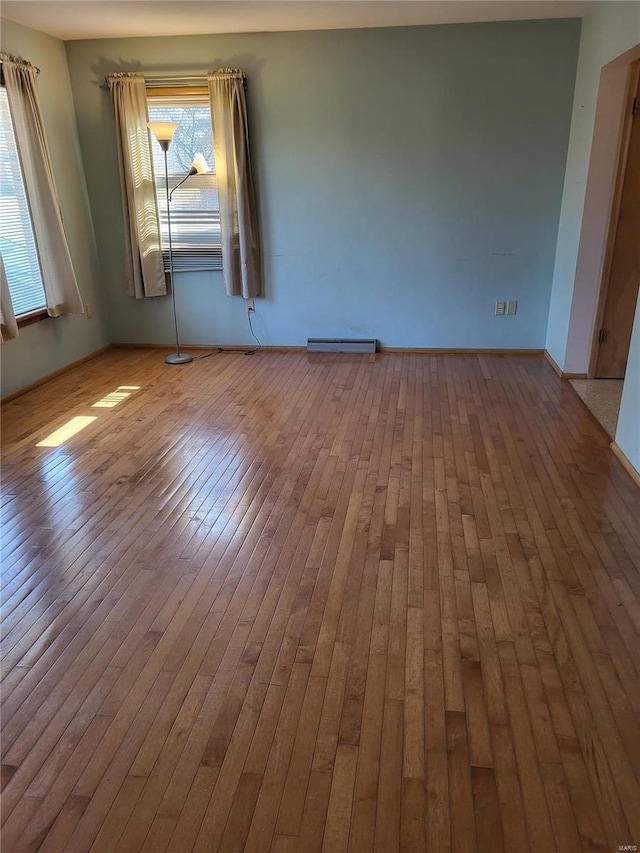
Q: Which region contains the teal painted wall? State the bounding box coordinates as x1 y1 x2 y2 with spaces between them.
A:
0 18 109 398
65 19 580 350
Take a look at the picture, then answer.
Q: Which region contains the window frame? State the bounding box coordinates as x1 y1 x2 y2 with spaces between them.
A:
0 84 48 319
146 86 222 274
17 308 47 328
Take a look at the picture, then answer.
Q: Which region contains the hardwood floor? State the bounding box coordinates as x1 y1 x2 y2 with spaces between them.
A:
1 348 639 852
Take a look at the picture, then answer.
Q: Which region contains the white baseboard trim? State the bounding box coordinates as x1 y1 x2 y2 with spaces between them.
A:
543 350 588 379
610 441 640 488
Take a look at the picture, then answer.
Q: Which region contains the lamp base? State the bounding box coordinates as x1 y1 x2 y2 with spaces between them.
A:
165 352 193 365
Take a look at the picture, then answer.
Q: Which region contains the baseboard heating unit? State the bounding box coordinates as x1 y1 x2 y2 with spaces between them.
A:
306 338 377 354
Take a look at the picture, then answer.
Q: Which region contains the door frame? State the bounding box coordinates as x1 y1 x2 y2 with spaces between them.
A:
588 60 640 378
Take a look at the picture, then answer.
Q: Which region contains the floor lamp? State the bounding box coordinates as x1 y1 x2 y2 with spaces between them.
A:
148 122 208 366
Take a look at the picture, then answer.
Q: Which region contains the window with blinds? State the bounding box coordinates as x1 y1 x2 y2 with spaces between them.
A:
0 86 47 316
147 91 221 273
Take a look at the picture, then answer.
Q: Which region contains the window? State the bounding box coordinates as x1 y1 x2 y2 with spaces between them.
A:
0 86 47 316
147 90 221 272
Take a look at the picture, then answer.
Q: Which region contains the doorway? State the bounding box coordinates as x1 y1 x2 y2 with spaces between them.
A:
591 61 640 379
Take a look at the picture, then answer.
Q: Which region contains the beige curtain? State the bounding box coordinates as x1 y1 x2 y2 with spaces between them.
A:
208 70 261 298
2 55 84 317
107 73 166 299
0 255 19 342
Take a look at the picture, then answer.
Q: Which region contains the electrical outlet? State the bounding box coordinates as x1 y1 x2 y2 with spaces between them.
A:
507 300 518 315
495 301 505 316
247 299 255 313
85 303 93 319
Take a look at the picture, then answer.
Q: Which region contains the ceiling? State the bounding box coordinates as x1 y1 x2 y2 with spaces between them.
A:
1 0 599 42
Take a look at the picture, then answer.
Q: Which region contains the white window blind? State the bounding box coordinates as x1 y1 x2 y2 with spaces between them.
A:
147 92 221 273
0 86 47 316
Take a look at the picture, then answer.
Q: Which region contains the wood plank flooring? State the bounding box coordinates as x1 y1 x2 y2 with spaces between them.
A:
1 348 639 852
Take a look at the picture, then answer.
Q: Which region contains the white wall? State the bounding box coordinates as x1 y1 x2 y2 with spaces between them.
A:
545 1 640 475
546 2 640 370
616 290 640 474
0 18 109 398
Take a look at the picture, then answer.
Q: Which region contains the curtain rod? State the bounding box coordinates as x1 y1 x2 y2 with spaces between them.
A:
100 71 204 89
100 69 246 89
0 52 40 74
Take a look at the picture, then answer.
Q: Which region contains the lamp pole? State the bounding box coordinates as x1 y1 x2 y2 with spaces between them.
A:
148 121 193 365
162 144 191 364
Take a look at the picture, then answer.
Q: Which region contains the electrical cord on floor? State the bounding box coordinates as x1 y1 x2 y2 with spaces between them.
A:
244 310 262 356
194 348 224 360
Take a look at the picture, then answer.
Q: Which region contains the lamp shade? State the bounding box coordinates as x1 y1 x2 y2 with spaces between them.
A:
191 152 209 174
147 121 178 143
